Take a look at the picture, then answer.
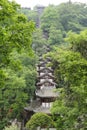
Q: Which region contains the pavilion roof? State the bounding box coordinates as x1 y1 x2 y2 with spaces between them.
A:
37 79 56 86
38 61 47 67
37 72 54 79
33 107 51 114
37 67 53 72
35 87 58 98
39 56 51 62
24 104 51 114
37 79 57 85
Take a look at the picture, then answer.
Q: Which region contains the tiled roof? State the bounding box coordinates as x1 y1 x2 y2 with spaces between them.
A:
37 73 54 79
37 79 57 86
34 106 51 114
35 87 58 98
37 67 53 72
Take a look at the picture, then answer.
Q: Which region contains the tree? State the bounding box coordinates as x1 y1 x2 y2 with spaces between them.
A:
0 0 35 129
48 26 63 46
0 50 37 129
41 5 61 37
56 2 87 32
66 30 87 59
0 0 35 66
26 113 54 130
20 8 38 26
32 28 47 55
49 44 87 129
41 2 87 38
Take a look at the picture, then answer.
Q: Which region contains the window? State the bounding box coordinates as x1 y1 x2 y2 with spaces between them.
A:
42 102 52 108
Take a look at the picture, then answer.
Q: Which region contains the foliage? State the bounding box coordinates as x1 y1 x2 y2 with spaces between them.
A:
32 28 47 55
41 2 87 39
57 2 87 32
21 2 87 48
0 1 35 66
26 113 54 130
41 5 60 35
0 51 37 129
0 0 35 129
49 34 87 129
66 30 87 59
48 26 63 46
20 8 38 26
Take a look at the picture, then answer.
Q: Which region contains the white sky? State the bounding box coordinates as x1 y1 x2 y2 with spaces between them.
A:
13 0 87 9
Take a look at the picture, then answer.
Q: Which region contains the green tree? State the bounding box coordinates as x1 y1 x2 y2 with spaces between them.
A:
57 2 87 32
20 8 38 26
0 0 35 129
49 45 87 129
26 113 54 130
48 26 63 46
41 5 62 37
41 2 87 38
32 28 47 55
0 50 37 128
66 30 87 59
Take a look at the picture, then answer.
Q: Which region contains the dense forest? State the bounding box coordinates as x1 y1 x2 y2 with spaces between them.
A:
0 0 87 130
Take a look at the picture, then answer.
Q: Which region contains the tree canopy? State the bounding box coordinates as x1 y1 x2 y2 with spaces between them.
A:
48 29 87 130
0 0 36 129
26 113 54 130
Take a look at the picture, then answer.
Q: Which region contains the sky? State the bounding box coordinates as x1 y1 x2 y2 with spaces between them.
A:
13 0 87 9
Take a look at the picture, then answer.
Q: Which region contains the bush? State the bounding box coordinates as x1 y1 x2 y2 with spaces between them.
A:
26 113 54 130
